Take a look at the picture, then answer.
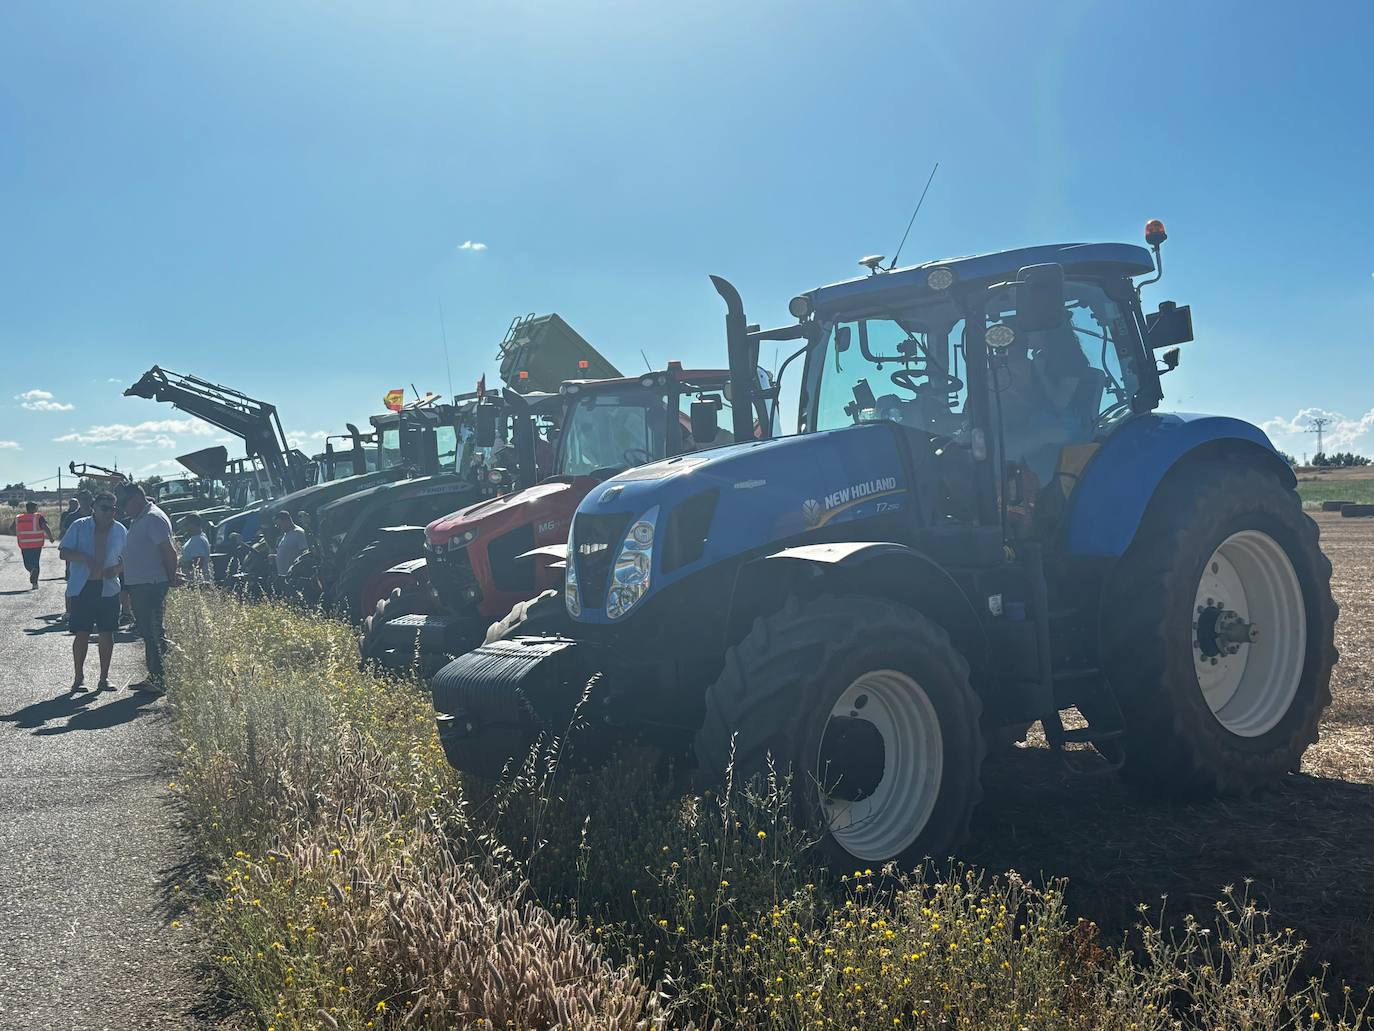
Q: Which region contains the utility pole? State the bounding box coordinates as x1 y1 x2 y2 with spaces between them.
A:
1306 416 1331 457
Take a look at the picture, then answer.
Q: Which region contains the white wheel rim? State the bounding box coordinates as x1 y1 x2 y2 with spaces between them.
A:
1192 530 1307 738
816 669 943 862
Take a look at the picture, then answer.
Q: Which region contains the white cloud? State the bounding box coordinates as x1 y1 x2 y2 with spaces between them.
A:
286 429 332 449
15 388 75 412
107 377 123 383
1261 407 1374 456
133 458 189 477
53 418 216 450
457 240 488 252
0 440 19 450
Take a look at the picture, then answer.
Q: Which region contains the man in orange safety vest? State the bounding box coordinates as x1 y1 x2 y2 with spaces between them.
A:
16 502 55 589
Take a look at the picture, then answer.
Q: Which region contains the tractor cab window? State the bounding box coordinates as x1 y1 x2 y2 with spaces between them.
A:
811 307 970 438
557 394 662 477
377 426 403 470
808 276 1147 486
435 425 459 472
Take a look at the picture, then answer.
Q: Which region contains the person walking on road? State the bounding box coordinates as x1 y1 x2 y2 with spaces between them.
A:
119 483 179 694
58 492 126 692
15 502 55 590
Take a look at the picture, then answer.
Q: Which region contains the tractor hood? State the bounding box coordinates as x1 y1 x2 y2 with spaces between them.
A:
314 472 456 539
259 467 409 526
208 499 271 547
425 477 595 549
568 425 915 624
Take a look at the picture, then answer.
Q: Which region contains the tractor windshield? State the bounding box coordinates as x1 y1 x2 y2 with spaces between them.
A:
557 382 735 477
377 425 404 470
809 278 1138 437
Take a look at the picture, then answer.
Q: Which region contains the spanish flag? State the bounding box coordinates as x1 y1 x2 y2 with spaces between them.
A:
383 388 404 412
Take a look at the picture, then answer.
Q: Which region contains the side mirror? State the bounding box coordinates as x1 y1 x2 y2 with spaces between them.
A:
834 325 852 353
474 403 500 448
1145 301 1194 349
690 398 722 444
1012 263 1066 332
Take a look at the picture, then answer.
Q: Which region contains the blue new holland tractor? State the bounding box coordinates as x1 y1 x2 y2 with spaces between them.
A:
431 222 1338 869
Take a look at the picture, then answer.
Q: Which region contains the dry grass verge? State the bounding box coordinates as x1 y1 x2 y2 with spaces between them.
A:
164 591 1372 1029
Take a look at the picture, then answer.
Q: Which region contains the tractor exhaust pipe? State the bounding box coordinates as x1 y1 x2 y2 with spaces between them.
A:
710 275 758 443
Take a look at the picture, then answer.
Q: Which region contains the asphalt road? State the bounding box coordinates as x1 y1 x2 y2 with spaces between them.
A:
0 537 204 1029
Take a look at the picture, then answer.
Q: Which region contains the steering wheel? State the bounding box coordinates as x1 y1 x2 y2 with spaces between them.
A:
890 367 964 396
623 447 652 466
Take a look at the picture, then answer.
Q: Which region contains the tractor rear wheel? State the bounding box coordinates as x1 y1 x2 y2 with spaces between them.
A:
1100 463 1337 795
695 595 984 869
335 537 422 624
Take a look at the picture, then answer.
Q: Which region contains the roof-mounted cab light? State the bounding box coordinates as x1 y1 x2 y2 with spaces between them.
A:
667 360 683 371
926 267 955 291
640 375 655 387
859 255 886 275
563 383 579 394
1145 219 1168 247
788 295 812 319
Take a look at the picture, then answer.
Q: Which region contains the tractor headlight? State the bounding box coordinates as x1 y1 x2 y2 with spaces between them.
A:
607 507 658 620
564 537 581 618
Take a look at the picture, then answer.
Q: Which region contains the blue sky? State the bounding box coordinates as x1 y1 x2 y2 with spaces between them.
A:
3 0 1372 485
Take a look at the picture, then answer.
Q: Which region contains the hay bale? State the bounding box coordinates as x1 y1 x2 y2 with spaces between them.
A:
1339 503 1374 518
1322 500 1354 512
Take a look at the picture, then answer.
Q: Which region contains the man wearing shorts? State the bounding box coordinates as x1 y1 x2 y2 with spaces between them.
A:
58 492 127 692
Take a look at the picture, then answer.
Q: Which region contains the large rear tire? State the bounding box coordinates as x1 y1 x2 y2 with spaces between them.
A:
695 595 984 868
334 537 422 624
1100 462 1337 795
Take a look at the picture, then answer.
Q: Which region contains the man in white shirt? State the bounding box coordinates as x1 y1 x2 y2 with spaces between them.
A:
179 513 212 583
119 483 179 693
271 510 310 581
58 492 127 692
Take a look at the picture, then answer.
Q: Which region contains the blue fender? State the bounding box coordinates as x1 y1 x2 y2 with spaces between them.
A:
1065 413 1294 558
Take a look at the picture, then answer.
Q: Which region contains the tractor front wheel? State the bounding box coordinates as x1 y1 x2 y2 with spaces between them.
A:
359 585 434 671
695 595 984 869
335 537 423 624
1100 463 1337 795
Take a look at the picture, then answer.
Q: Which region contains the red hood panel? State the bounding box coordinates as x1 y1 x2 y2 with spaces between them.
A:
426 478 594 547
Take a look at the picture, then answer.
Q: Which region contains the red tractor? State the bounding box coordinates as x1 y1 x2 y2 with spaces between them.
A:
361 363 770 673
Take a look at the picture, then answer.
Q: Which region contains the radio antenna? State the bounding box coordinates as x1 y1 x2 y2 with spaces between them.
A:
888 161 940 270
640 348 653 372
438 301 455 397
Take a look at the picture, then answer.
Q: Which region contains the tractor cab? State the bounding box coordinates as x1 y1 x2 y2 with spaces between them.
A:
361 367 762 673
793 242 1187 530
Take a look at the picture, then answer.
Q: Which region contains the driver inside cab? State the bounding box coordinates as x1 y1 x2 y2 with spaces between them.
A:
993 313 1092 484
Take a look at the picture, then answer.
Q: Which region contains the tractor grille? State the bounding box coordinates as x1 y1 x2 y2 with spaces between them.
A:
571 512 631 610
430 546 481 613
488 524 536 594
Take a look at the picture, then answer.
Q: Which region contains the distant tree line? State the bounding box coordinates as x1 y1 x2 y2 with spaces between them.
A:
1311 452 1371 468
